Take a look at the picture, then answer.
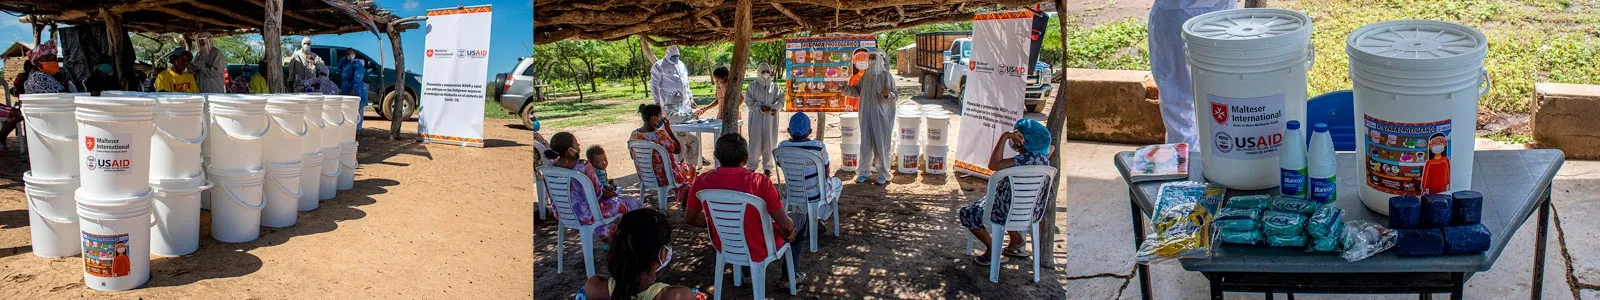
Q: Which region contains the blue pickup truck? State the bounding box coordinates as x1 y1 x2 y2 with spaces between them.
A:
226 45 422 121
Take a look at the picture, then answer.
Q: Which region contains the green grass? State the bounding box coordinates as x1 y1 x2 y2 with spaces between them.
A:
1066 0 1600 118
1483 133 1534 145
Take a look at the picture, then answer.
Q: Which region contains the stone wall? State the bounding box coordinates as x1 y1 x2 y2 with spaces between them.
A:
1064 68 1165 145
1532 83 1600 159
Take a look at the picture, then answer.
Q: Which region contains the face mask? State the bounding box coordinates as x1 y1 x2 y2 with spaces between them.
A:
40 62 60 75
530 119 541 132
855 62 869 69
655 247 673 273
98 64 113 74
667 56 679 64
1432 145 1445 153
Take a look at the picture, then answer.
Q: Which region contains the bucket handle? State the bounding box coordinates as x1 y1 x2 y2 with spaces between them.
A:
322 167 342 177
219 116 272 140
26 194 77 224
275 116 310 137
220 180 267 210
155 115 210 145
20 116 76 142
1304 44 1316 69
1478 69 1493 96
267 173 304 199
304 115 326 130
341 160 358 170
340 108 362 126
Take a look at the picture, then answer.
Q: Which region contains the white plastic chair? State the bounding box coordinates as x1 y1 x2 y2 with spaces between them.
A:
628 140 682 210
539 166 616 277
532 141 553 219
773 147 841 253
696 189 798 300
964 165 1056 283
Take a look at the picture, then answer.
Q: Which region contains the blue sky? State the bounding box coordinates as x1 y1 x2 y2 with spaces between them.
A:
0 0 532 81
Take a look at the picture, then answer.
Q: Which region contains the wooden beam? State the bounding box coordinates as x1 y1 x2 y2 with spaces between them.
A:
29 0 190 21
895 5 907 23
102 7 130 91
1041 0 1071 269
246 0 337 28
263 0 285 93
720 0 752 136
769 3 808 29
180 0 265 26
150 7 239 29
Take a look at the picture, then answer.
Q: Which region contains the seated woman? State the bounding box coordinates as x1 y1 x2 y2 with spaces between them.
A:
583 209 705 300
957 118 1053 265
544 132 642 242
629 104 697 206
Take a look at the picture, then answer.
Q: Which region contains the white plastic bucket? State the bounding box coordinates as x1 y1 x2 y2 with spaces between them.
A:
301 95 326 155
340 95 360 142
76 190 153 291
1182 8 1314 190
206 94 269 172
925 114 951 146
263 95 310 165
839 113 860 144
76 96 157 199
896 144 920 174
24 172 80 257
920 104 945 114
299 152 323 211
150 95 207 180
319 147 340 200
338 142 357 190
1347 20 1488 215
149 175 212 257
262 162 303 228
841 143 860 172
208 167 265 243
320 95 345 151
896 111 923 147
924 145 949 175
22 93 86 179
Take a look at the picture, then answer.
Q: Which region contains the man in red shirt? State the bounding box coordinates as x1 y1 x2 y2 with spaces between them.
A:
686 133 808 282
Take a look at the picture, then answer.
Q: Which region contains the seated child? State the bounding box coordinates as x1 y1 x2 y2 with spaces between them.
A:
587 145 619 192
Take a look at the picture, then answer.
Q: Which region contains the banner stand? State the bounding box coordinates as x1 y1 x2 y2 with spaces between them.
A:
418 5 492 148
951 10 1047 179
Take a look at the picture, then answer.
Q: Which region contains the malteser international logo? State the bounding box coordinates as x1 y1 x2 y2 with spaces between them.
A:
85 136 96 151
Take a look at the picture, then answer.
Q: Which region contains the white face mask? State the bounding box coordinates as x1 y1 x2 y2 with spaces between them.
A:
1432 145 1445 153
855 62 869 70
655 247 673 273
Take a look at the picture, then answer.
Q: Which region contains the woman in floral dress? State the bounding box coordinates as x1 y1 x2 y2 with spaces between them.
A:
629 104 697 207
544 132 642 241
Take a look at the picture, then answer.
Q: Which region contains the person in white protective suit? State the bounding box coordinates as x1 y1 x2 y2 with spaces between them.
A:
190 32 228 93
743 62 784 175
842 52 896 185
641 40 704 167
1148 0 1234 147
285 37 322 93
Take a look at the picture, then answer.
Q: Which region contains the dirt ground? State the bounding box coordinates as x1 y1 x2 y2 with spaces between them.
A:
0 113 535 299
533 75 1071 299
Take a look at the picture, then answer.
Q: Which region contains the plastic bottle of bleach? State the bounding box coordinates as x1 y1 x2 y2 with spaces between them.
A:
1308 123 1337 203
1280 121 1307 197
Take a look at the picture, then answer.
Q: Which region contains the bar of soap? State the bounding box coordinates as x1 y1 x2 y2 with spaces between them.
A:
1272 196 1322 214
1261 210 1308 237
1395 228 1446 256
1214 208 1261 231
1225 195 1271 210
1307 206 1344 239
1266 234 1307 247
1309 235 1341 252
1451 190 1483 225
1389 195 1422 229
1422 194 1453 228
1443 224 1492 254
1219 229 1261 245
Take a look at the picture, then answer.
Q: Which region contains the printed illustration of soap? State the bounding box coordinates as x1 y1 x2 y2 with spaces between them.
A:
1395 228 1446 256
1262 210 1308 237
1271 196 1322 214
1225 195 1272 210
1389 195 1422 229
1451 190 1483 225
1422 194 1452 227
1442 224 1491 254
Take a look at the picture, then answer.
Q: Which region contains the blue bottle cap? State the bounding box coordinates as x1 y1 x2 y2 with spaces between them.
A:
1313 123 1329 133
1287 120 1301 130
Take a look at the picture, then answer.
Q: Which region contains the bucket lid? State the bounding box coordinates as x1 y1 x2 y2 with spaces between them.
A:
207 94 268 106
75 188 154 206
75 96 155 108
208 167 266 184
265 161 305 170
1183 8 1312 49
1346 20 1487 69
897 144 921 151
151 175 211 192
23 171 79 186
926 114 950 120
20 92 88 105
840 112 859 118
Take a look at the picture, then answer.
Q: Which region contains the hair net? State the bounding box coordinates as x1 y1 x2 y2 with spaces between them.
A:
1014 118 1051 155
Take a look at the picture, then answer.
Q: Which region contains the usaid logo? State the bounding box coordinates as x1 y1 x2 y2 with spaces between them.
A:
463 49 489 58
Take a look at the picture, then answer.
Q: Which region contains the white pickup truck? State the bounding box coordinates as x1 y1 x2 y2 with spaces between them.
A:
916 33 1055 113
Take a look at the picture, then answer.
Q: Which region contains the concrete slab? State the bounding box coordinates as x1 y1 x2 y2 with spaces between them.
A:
1555 160 1600 288
1582 289 1599 300
1062 141 1141 277
1064 276 1133 299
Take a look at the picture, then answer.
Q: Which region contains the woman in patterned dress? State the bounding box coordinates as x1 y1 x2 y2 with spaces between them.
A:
958 118 1054 265
544 132 642 241
629 104 697 208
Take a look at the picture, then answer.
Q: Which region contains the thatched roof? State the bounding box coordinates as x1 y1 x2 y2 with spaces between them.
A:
2 0 400 36
535 0 1045 45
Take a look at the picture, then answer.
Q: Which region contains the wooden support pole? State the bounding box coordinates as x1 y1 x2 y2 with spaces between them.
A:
1040 0 1072 269
1246 0 1267 8
263 0 285 93
387 25 407 140
101 8 129 91
718 0 752 136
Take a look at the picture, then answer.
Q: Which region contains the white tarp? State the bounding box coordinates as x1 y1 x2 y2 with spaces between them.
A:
953 11 1038 177
418 5 492 147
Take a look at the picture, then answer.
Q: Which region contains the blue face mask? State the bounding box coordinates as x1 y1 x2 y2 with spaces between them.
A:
530 119 541 132
97 64 112 74
667 56 679 64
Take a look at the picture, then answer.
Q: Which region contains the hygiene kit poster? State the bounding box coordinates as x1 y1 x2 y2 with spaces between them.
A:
419 5 492 147
783 36 877 112
952 10 1047 177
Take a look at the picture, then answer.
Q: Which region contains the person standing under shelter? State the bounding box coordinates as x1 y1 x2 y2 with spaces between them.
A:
190 32 228 94
642 40 704 167
154 48 198 93
1148 0 1234 147
339 48 369 131
744 63 783 176
286 37 321 92
842 52 896 185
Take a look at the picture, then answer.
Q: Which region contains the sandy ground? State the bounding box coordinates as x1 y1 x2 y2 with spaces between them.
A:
0 113 535 299
533 75 1072 299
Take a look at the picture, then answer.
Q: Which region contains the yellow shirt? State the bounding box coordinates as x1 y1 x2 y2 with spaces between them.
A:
249 74 270 94
154 69 198 93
